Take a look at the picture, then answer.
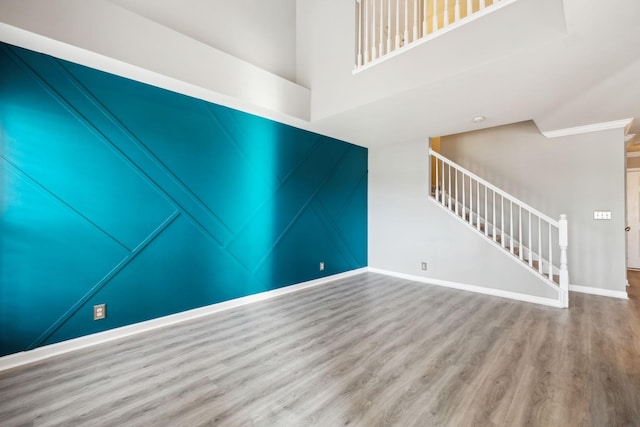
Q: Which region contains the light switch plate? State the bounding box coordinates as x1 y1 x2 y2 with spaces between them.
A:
593 210 612 220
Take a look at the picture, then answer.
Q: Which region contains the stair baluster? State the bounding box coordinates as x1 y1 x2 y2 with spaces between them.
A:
548 227 553 280
518 206 523 260
538 217 543 274
476 181 480 231
528 211 533 268
484 186 488 236
501 196 505 248
492 191 496 241
455 169 459 215
469 177 473 225
462 174 466 220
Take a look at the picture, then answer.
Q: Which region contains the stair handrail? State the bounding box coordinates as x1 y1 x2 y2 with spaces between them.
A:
430 149 558 227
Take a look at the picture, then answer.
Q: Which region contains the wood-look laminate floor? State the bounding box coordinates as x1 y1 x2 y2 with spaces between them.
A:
1 272 640 427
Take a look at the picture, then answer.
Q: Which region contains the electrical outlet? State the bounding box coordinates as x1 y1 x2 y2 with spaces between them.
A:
94 304 106 320
320 262 325 271
421 262 427 271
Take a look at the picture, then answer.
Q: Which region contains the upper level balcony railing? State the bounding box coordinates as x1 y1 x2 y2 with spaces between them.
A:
355 0 502 71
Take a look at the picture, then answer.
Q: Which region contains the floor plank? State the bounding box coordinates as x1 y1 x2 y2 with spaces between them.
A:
1 272 639 426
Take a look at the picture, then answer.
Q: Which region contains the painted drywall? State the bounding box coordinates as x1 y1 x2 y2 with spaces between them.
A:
109 0 297 82
0 0 309 121
0 43 367 357
368 140 559 300
440 121 626 291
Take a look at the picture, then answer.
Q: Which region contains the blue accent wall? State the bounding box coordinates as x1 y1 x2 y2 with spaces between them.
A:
0 43 367 356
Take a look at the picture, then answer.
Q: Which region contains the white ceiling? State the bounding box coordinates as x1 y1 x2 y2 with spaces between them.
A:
2 0 639 147
108 0 640 146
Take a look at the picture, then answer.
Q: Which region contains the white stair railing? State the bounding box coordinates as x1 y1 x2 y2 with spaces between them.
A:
430 149 569 307
355 0 502 70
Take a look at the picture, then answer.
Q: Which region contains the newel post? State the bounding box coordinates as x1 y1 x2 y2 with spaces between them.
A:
559 214 569 307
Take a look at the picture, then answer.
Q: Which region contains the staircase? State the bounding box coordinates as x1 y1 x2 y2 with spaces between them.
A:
429 149 569 307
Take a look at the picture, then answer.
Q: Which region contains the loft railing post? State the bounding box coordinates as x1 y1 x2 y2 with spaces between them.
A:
404 0 410 45
432 0 438 33
444 0 449 26
378 0 382 57
371 0 378 60
387 0 393 53
364 0 370 63
413 0 419 42
422 0 428 36
559 214 569 307
395 0 401 49
357 0 363 67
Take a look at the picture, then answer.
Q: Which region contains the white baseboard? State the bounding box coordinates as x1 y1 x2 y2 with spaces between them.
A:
368 268 563 308
0 268 367 372
569 284 629 299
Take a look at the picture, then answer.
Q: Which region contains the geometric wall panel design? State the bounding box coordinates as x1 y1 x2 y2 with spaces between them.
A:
0 42 367 356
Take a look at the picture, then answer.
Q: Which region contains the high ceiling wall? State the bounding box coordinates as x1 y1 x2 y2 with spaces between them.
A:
110 0 298 82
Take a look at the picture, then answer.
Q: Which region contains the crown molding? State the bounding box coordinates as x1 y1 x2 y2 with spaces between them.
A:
542 118 633 138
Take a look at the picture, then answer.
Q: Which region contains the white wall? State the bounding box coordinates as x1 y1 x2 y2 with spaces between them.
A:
368 140 560 301
110 0 297 82
440 121 627 292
